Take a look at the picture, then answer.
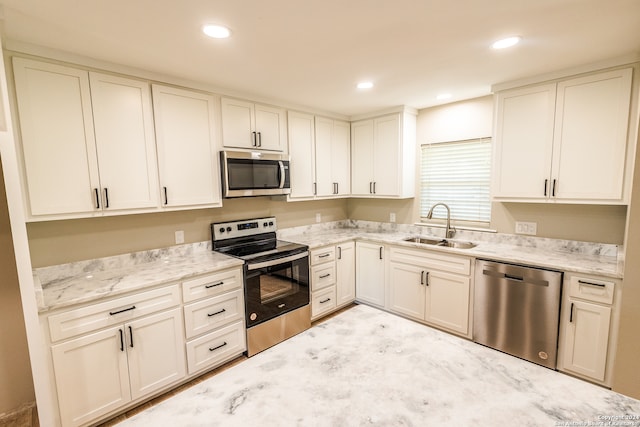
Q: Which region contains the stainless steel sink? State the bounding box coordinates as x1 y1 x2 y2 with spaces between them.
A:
403 237 477 249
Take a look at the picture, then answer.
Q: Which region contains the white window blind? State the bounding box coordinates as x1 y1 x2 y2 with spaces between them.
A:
420 138 492 223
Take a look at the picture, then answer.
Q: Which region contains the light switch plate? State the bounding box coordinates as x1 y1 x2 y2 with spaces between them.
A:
515 221 537 235
175 230 185 244
390 212 396 223
315 213 321 223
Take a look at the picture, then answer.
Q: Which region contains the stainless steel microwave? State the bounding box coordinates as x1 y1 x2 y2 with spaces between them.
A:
220 150 291 198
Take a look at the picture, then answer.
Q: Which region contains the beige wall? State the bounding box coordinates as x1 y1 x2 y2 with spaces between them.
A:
28 197 348 267
0 163 35 414
347 96 628 245
612 121 640 399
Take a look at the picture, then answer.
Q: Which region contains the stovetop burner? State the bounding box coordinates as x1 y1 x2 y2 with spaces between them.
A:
211 217 308 262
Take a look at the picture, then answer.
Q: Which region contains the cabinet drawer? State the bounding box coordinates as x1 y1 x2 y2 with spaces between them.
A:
182 268 243 303
310 246 336 266
390 246 471 275
48 285 181 342
186 320 246 375
311 264 336 291
183 289 244 339
568 275 615 305
312 286 337 319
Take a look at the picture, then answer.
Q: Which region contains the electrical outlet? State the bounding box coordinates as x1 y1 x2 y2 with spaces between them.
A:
315 213 321 223
390 212 396 223
515 221 537 236
175 230 185 244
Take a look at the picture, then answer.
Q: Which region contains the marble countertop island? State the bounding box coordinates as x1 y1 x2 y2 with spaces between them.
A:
34 220 622 314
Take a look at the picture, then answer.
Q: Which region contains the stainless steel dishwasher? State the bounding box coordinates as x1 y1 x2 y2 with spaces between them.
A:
473 259 563 369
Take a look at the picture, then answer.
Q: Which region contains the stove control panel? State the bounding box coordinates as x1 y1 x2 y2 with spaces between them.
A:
212 217 277 241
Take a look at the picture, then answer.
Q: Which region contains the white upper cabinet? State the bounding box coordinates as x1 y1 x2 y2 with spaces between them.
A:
315 117 350 197
221 97 286 151
287 111 316 198
12 58 161 220
492 68 633 204
89 72 159 211
351 111 416 198
287 113 350 200
12 57 101 217
152 84 222 208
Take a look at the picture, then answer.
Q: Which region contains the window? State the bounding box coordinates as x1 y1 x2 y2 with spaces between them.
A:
420 138 492 224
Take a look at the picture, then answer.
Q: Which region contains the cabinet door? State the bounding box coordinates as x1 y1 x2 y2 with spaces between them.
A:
152 85 221 208
254 103 286 151
126 308 186 400
552 69 632 201
355 242 385 307
221 97 255 149
351 120 375 196
372 114 400 196
425 270 470 335
562 300 611 382
51 327 131 427
315 116 334 196
332 120 351 196
336 242 356 306
492 84 556 199
288 111 316 198
89 72 159 210
12 58 101 216
389 262 425 320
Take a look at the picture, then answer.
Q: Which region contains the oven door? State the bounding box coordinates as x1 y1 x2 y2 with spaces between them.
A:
244 251 309 328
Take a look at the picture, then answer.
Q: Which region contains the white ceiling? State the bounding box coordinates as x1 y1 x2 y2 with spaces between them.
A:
1 0 639 116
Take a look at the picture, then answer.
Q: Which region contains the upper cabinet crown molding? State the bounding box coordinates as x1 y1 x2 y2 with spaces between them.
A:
492 66 635 204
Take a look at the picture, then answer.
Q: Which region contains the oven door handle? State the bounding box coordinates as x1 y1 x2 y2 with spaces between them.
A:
278 161 286 189
247 251 308 271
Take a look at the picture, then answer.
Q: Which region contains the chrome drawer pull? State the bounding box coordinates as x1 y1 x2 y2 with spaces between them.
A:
207 308 226 317
319 253 331 258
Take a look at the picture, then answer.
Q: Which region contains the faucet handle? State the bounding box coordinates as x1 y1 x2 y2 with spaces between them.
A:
447 227 456 239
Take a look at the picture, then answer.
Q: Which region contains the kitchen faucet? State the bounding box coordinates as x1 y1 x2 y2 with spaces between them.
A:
426 203 456 239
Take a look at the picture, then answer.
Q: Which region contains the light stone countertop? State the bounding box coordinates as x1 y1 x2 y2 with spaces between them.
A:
280 220 622 279
34 242 243 313
34 220 622 314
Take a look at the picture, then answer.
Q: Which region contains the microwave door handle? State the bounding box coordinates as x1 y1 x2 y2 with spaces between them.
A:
278 161 285 189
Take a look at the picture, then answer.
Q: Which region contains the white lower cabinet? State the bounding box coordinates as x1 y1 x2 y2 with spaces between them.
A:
309 242 356 320
355 241 386 308
388 246 471 336
182 268 247 375
51 306 185 427
558 274 619 385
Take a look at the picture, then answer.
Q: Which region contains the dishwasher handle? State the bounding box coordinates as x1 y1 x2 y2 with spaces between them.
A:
482 269 549 287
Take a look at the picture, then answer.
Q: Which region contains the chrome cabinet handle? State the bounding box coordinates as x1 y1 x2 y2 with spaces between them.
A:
373 182 376 194
257 132 262 147
313 182 317 195
369 182 373 194
252 131 257 146
319 253 331 258
338 246 342 260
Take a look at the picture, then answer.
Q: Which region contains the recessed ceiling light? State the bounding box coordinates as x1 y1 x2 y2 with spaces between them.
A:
437 93 452 100
203 24 231 39
492 36 521 49
357 81 374 89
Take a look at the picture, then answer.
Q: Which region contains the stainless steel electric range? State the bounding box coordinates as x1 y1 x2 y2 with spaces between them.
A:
211 217 310 356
